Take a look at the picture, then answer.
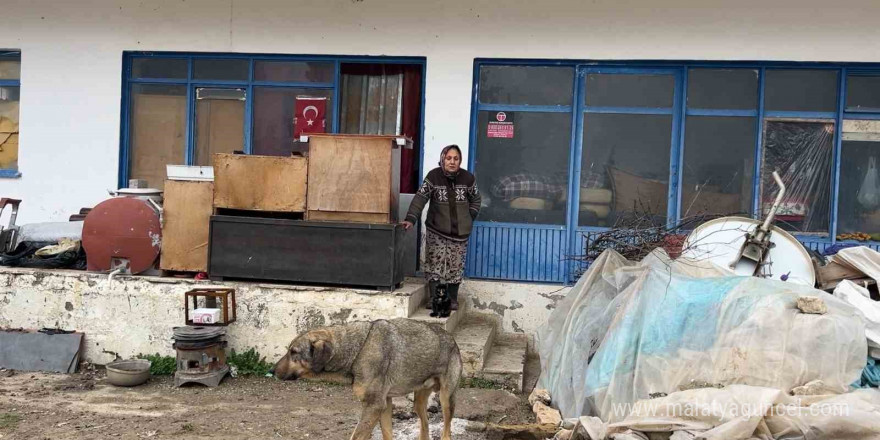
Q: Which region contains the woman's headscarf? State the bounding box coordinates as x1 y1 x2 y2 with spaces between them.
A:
439 144 462 177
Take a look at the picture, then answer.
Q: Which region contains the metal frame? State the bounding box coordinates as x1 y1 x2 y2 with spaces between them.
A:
467 59 880 284
0 51 22 178
119 52 427 188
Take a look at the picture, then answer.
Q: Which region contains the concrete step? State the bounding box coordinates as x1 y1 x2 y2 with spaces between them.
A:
453 317 497 377
408 307 462 334
400 278 429 318
476 335 528 392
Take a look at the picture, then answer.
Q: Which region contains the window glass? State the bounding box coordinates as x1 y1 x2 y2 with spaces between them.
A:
761 120 833 233
129 84 187 189
580 113 673 226
681 116 756 217
254 61 334 83
586 74 674 108
0 87 20 171
253 87 333 156
193 58 249 81
0 56 21 80
846 75 880 112
687 69 758 110
132 58 187 79
194 88 246 166
476 111 571 224
479 66 573 106
339 69 401 135
765 70 838 112
838 120 880 237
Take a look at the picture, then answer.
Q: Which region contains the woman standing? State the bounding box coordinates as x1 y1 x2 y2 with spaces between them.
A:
403 145 481 317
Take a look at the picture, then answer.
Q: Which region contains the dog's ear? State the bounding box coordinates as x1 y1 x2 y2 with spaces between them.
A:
310 339 333 373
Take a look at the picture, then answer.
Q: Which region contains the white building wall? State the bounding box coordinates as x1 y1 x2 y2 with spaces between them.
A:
1 0 880 224
1 0 880 342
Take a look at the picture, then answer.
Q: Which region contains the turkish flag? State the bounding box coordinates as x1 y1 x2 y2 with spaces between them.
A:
293 97 327 139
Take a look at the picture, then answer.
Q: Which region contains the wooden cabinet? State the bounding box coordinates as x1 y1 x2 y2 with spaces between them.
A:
208 216 407 289
305 135 402 223
212 153 308 213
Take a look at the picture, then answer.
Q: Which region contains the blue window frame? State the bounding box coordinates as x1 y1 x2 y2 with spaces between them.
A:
120 52 426 188
0 51 21 178
467 60 880 284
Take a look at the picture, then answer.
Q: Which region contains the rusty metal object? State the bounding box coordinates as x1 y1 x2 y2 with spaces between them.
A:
82 197 160 274
172 326 229 387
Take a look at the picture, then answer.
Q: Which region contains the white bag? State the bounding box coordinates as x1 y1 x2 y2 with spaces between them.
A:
856 157 880 210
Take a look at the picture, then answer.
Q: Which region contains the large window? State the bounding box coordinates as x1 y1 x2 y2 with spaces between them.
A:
580 71 676 227
476 66 573 225
682 69 758 219
121 53 424 192
0 51 20 177
470 61 880 283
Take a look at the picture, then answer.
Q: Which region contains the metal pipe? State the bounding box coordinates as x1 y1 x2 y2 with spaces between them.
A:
759 171 786 235
107 268 123 283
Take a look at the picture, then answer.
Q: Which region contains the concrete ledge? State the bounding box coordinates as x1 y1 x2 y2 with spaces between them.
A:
0 267 422 365
462 279 570 336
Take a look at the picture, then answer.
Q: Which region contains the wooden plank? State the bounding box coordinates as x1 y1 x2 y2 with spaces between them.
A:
305 210 389 223
160 180 214 272
307 135 393 215
815 259 865 287
212 153 307 212
389 146 401 222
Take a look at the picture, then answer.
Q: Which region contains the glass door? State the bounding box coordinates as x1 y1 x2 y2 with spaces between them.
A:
193 87 246 166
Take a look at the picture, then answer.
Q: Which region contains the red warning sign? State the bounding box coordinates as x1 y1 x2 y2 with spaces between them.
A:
487 111 514 139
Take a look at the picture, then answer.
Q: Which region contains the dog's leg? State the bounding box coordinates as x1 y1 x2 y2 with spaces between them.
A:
439 386 455 440
379 396 393 440
414 389 432 440
349 405 383 440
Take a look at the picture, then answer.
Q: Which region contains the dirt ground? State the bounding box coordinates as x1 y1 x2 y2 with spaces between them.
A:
0 368 535 440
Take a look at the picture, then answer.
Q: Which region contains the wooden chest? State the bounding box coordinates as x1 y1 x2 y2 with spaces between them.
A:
208 215 407 289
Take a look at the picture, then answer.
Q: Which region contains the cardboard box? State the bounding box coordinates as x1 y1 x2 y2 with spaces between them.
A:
191 308 222 324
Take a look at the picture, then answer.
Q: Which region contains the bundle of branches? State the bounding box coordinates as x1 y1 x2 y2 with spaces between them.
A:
576 208 724 270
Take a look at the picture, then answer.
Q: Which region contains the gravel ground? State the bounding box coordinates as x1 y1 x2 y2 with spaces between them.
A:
0 368 533 440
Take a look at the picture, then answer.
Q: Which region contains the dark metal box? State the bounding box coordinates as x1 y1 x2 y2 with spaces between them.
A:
208 215 406 289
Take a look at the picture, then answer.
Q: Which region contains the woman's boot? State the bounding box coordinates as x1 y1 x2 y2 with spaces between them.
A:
447 283 460 311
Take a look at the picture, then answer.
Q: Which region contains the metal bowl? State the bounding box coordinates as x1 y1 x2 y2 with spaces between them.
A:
106 359 152 387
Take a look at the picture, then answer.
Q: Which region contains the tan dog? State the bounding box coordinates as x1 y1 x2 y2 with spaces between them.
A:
271 318 462 440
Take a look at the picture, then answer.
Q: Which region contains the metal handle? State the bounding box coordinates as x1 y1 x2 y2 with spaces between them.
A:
760 171 786 233
0 198 21 229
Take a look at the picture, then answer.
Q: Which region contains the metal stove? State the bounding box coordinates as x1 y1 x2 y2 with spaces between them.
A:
172 326 229 387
